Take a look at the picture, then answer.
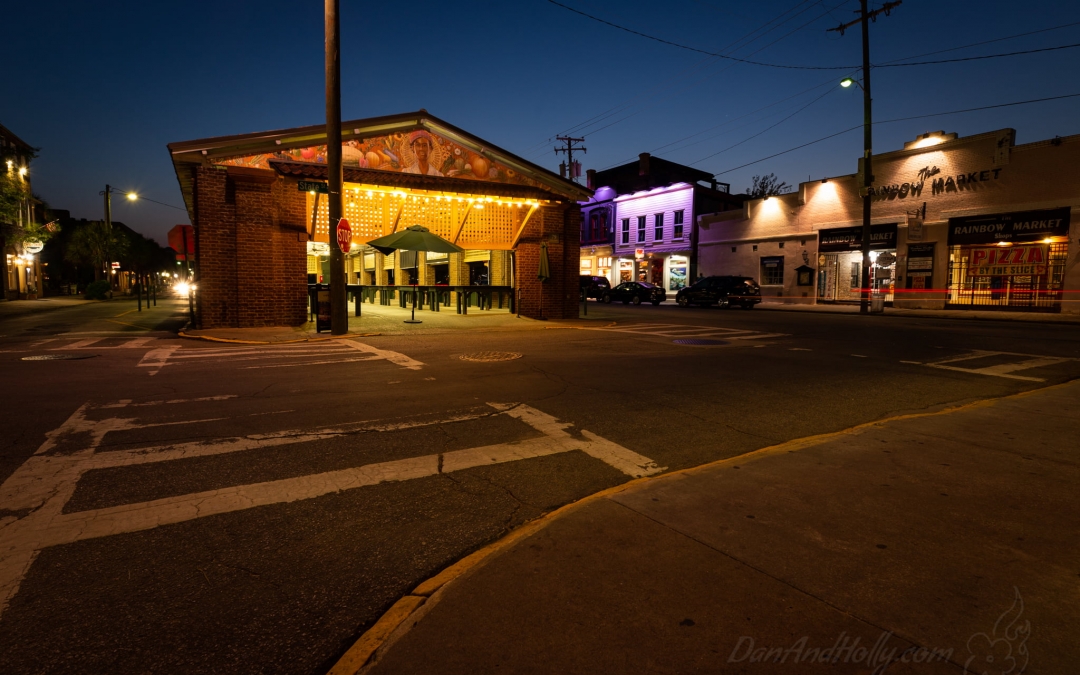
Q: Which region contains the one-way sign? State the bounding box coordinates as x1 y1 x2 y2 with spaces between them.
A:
298 181 328 194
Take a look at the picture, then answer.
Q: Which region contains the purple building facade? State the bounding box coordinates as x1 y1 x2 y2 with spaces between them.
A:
580 153 744 296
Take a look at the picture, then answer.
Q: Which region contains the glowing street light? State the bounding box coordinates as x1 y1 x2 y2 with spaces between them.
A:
840 77 854 88
126 192 138 201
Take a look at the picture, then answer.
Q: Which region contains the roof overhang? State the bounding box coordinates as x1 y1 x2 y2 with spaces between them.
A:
168 110 592 223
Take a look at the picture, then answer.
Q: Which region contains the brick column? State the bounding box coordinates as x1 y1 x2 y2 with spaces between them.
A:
514 203 582 319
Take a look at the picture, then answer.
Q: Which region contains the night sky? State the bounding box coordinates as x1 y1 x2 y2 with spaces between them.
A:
4 0 1078 244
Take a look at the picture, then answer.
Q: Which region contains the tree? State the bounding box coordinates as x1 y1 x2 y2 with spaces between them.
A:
745 173 791 198
65 221 127 282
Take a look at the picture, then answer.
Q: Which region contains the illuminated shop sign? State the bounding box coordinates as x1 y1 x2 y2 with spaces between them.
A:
867 165 1003 201
947 207 1070 245
818 223 897 252
969 244 1049 277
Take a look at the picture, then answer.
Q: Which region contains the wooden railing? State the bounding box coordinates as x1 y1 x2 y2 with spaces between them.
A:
308 284 515 318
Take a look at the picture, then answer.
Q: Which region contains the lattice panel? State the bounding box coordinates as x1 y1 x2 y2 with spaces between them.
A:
459 203 517 247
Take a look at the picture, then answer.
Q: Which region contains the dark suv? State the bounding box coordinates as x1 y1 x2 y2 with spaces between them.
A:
676 276 761 309
579 275 611 300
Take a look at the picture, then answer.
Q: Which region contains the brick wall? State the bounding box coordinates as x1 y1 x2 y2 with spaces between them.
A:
193 167 307 328
515 204 581 319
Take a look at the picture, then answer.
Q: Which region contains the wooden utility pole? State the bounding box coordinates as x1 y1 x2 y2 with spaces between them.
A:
828 1 900 314
326 0 347 334
554 136 586 183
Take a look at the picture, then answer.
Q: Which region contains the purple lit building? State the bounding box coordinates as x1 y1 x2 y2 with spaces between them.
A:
580 153 744 295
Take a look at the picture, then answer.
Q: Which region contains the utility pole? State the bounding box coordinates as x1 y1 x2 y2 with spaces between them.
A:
102 184 114 295
325 0 347 334
554 136 587 183
828 0 900 314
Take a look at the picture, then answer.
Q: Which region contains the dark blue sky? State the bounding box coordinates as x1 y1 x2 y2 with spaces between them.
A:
5 0 1079 244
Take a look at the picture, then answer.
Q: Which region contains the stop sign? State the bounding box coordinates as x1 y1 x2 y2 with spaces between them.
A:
335 218 352 251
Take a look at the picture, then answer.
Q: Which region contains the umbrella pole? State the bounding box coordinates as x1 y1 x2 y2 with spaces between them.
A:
405 282 421 324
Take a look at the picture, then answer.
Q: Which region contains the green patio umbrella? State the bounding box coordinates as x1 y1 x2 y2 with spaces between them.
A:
366 226 464 324
367 225 464 256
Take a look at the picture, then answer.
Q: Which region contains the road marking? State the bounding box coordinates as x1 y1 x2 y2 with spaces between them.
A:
50 337 156 350
899 360 922 365
587 323 787 341
136 338 423 374
0 400 659 618
851 354 868 358
924 350 1075 382
789 348 812 351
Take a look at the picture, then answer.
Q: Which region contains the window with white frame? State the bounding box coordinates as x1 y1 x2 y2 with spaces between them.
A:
621 218 630 244
673 210 685 238
654 213 664 241
637 215 646 243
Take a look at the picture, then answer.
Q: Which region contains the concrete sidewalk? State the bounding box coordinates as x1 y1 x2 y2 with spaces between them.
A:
0 296 96 320
756 300 1080 324
348 381 1080 675
180 305 608 343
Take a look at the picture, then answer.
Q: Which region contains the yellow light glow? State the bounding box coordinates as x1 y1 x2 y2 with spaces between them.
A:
997 241 1011 246
912 135 945 149
840 77 854 88
18 167 28 176
309 190 316 196
126 192 138 201
1042 238 1054 244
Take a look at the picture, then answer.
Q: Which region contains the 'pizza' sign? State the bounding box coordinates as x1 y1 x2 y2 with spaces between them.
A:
969 245 1049 277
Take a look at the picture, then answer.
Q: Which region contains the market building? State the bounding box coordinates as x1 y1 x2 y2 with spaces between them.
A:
168 111 590 328
698 128 1080 313
579 154 743 296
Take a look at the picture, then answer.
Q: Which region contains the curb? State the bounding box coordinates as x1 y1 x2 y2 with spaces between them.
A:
177 331 381 345
326 379 1076 674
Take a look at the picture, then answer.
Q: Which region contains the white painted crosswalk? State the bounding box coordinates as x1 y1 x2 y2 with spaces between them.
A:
0 397 662 620
137 338 423 375
585 323 787 341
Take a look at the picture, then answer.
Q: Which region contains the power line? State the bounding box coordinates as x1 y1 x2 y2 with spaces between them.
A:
688 86 838 165
546 0 858 70
876 20 1080 64
521 0 823 156
878 42 1080 67
528 0 850 158
712 91 1080 176
548 0 1080 71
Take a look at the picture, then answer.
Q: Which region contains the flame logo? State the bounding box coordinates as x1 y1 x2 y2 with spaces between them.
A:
964 587 1030 675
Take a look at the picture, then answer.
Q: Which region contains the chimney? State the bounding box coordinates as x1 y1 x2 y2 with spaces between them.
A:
639 153 651 176
586 168 596 190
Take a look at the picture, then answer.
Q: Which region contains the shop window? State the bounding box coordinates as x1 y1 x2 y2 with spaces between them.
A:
637 216 646 243
387 269 395 285
849 262 861 289
468 261 489 286
760 256 784 285
654 213 664 241
433 264 449 285
621 218 630 244
673 210 685 238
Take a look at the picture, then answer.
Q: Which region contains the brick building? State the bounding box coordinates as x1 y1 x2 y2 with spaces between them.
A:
168 111 590 328
698 128 1080 314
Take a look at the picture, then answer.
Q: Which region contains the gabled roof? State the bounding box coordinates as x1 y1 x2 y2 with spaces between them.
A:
168 110 592 223
593 154 718 195
0 123 34 153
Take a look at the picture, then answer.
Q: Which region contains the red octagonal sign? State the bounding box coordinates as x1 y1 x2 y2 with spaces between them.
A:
336 218 352 252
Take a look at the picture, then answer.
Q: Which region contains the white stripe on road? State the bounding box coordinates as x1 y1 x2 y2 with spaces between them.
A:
0 400 658 618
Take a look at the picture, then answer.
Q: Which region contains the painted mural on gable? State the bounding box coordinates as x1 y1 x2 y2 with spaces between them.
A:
216 129 544 188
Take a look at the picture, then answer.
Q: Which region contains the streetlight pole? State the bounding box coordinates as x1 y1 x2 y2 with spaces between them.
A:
829 1 900 314
326 0 347 335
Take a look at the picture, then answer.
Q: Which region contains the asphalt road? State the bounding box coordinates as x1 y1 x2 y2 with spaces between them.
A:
1 298 1077 674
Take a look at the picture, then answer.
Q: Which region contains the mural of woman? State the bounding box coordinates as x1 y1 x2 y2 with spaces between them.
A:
401 130 443 176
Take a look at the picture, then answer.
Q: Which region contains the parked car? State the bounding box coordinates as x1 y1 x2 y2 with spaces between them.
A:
579 275 611 300
602 281 666 306
675 276 761 309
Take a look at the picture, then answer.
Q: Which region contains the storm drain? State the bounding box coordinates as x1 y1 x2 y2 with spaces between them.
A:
672 339 729 346
458 351 523 362
21 354 99 361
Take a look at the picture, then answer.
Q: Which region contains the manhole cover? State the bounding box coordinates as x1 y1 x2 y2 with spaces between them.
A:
459 351 523 362
672 339 729 346
21 354 99 361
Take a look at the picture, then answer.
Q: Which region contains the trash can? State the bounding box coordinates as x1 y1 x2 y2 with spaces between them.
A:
870 291 885 314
